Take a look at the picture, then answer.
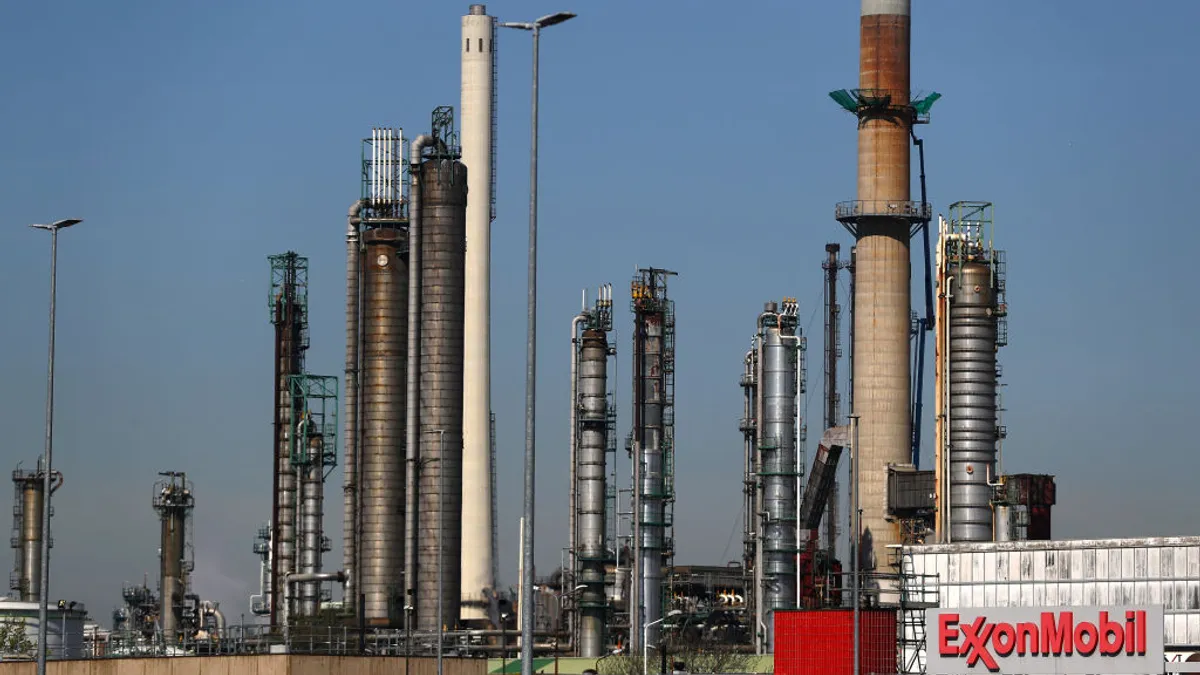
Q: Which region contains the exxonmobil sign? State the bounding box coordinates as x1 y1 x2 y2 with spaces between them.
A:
924 606 1164 674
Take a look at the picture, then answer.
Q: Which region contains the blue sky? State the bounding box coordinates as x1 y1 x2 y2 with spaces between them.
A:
2 0 1198 624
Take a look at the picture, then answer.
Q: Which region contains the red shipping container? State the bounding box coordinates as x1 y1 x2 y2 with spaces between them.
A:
774 609 897 675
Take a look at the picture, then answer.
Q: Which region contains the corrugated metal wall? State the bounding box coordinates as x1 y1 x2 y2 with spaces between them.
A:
900 537 1200 673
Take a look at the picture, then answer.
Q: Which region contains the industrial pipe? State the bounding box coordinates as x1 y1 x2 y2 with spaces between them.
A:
344 199 364 609
405 135 435 625
200 600 226 638
568 307 586 634
283 571 347 643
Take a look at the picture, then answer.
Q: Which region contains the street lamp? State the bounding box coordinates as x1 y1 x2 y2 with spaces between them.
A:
424 430 447 675
29 217 83 675
500 611 511 672
642 610 682 675
498 13 576 675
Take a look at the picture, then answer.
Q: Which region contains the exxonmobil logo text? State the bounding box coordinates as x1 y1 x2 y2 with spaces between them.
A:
924 606 1164 675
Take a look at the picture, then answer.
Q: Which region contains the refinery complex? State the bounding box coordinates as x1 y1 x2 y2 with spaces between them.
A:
4 2 1199 675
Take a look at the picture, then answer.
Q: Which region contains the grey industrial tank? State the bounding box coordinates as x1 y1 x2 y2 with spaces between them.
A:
577 328 609 657
758 308 799 621
416 158 468 631
360 226 408 626
948 261 998 542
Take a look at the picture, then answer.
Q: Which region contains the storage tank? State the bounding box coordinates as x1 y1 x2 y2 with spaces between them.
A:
0 599 87 659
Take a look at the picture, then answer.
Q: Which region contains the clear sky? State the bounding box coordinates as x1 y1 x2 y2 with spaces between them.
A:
2 0 1198 625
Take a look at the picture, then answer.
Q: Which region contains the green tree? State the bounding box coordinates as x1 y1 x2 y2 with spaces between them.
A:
0 617 36 659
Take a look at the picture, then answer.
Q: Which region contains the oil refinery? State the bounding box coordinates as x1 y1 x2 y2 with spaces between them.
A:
4 2 1200 675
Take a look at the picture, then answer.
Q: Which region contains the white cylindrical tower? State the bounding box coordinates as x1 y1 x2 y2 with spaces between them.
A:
460 3 497 625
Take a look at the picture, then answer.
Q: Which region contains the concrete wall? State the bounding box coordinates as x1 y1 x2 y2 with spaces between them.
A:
0 656 485 675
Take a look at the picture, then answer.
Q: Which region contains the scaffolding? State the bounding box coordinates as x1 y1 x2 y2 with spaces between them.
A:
892 548 940 675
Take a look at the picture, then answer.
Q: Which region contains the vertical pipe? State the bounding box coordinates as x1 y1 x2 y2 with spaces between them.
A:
343 201 364 611
823 245 841 560
406 135 435 626
461 5 498 624
853 0 913 573
568 311 584 647
520 24 541 675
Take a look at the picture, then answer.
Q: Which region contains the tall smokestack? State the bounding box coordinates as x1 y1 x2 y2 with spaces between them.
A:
460 3 496 625
834 0 918 575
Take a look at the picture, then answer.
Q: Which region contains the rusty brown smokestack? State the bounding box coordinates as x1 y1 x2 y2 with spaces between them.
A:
837 0 916 581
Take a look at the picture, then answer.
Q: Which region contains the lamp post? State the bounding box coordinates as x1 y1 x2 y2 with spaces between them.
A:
500 611 511 672
428 430 447 675
29 217 83 675
497 13 576 675
849 414 861 675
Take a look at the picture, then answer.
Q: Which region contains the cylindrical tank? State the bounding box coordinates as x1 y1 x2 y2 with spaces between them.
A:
11 469 49 603
948 261 998 542
416 158 468 631
577 328 609 657
853 0 913 572
758 305 800 651
0 599 85 659
297 435 325 616
637 313 666 647
360 226 409 626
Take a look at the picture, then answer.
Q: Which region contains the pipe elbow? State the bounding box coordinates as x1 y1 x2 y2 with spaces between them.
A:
410 134 436 167
348 199 366 228
51 471 64 493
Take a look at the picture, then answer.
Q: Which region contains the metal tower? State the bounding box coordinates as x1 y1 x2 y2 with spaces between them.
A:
289 374 338 617
933 201 1006 544
153 471 195 644
268 252 308 628
569 285 615 657
629 267 676 652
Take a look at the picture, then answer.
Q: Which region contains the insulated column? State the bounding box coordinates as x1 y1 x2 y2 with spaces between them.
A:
416 157 468 631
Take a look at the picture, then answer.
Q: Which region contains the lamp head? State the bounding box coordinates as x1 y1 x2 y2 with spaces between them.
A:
30 218 83 231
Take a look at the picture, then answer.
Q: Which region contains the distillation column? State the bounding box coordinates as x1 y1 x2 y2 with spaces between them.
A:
755 300 802 653
460 4 497 625
269 253 307 626
350 128 408 625
573 287 614 657
154 472 194 644
297 434 327 616
416 155 468 631
360 223 408 626
630 268 676 651
833 0 918 573
9 462 61 602
936 203 1004 543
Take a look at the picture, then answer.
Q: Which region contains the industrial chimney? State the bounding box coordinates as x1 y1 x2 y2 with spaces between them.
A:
460 2 497 627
